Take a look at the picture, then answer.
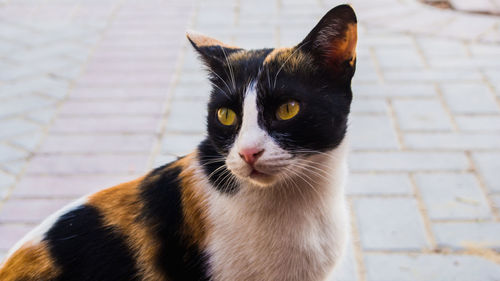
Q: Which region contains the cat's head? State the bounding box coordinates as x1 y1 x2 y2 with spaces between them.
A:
190 5 357 192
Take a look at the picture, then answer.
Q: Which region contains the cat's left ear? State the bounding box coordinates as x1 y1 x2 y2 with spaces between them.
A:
300 4 357 76
186 31 242 69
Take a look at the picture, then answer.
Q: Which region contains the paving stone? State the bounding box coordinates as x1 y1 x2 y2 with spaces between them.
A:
50 116 161 134
165 100 207 133
58 100 165 116
375 47 425 69
352 83 437 98
0 224 35 251
0 65 42 81
350 152 469 172
161 133 205 156
392 99 453 131
177 73 210 86
349 115 399 150
455 116 500 132
483 70 500 95
70 87 169 100
0 198 71 224
39 135 155 154
76 71 173 88
384 69 483 82
433 222 500 250
0 119 41 140
12 175 136 199
450 0 498 14
359 33 414 48
436 14 497 41
365 253 500 281
0 171 15 199
25 154 149 175
152 154 179 168
353 198 429 250
0 161 26 176
330 241 358 281
0 97 54 118
0 143 29 162
440 83 499 114
347 173 413 195
415 173 491 220
469 43 500 56
24 107 57 125
2 77 70 98
404 133 500 150
472 152 500 193
429 57 500 69
173 83 212 100
417 37 468 56
350 99 387 114
8 132 43 152
353 58 380 83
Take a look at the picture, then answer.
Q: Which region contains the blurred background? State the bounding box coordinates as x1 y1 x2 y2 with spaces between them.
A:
1 0 500 280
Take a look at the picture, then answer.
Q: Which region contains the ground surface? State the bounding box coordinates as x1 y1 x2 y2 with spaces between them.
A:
0 0 500 280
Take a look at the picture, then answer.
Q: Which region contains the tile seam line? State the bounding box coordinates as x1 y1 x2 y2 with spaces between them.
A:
146 0 200 170
347 198 367 281
465 151 500 221
409 172 438 249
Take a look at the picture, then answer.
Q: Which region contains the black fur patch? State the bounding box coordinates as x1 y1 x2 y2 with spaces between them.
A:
197 139 239 194
256 56 352 155
140 164 210 281
45 205 140 281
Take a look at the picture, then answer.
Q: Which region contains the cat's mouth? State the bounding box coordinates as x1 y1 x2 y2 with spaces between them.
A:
250 169 267 177
246 168 275 185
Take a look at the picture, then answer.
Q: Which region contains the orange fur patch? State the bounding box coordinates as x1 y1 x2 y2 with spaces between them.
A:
88 177 166 281
263 47 289 64
170 154 210 248
186 31 238 49
264 47 316 74
327 23 357 68
0 242 60 281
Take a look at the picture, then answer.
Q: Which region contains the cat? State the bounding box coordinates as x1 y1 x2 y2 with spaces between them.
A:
0 4 357 281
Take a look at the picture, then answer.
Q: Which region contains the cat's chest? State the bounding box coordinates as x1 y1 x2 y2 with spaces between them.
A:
205 191 348 281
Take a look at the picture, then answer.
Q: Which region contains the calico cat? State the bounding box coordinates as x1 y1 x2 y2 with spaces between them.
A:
0 4 357 281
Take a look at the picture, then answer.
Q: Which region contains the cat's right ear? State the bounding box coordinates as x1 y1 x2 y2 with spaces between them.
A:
186 31 242 69
300 5 357 78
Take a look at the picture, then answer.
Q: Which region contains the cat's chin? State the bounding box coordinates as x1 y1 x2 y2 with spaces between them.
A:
235 169 278 188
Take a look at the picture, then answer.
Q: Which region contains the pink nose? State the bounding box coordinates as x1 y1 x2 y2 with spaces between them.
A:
238 148 264 165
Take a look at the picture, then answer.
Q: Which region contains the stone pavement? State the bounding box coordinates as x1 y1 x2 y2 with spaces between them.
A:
1 0 500 280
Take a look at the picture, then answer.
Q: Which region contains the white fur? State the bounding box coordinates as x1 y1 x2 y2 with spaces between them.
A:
3 196 88 262
205 82 350 281
226 83 295 187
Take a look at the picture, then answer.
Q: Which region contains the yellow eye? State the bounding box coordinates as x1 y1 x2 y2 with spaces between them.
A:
217 108 237 126
276 100 300 120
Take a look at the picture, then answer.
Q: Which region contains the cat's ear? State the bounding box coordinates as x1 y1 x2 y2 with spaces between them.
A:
300 4 357 75
186 31 242 68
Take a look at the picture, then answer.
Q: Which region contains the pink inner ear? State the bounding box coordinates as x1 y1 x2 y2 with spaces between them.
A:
186 31 238 49
324 23 358 69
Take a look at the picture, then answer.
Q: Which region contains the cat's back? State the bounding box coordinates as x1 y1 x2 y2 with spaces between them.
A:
0 154 210 281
